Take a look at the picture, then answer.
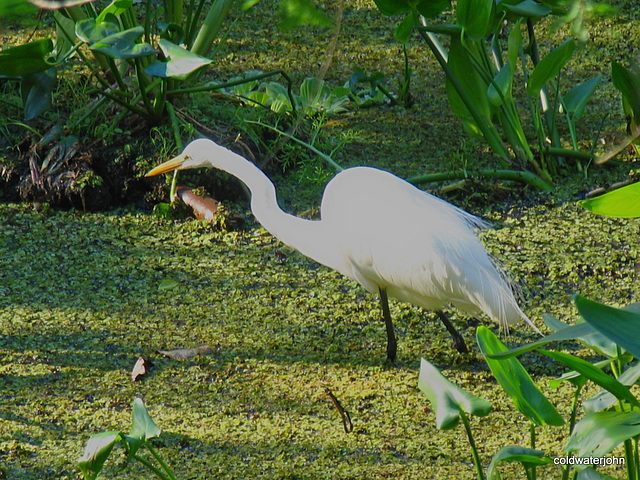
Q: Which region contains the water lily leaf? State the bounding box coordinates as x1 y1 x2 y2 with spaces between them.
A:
0 39 55 77
417 357 491 430
575 294 640 358
77 431 122 480
566 411 640 458
91 27 155 59
487 446 551 480
526 39 575 96
564 75 601 120
538 349 640 408
477 326 564 426
578 181 640 218
145 39 212 79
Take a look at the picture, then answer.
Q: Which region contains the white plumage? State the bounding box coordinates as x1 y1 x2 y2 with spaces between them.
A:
147 138 534 361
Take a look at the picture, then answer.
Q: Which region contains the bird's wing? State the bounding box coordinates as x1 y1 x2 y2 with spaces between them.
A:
321 167 527 327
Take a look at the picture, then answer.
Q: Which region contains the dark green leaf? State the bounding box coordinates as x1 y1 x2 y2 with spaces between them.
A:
417 357 491 430
445 36 492 136
77 431 122 480
538 349 640 408
576 468 619 480
96 0 132 24
477 326 564 426
53 10 76 61
507 20 522 68
145 39 212 79
487 62 513 106
394 13 415 44
124 398 161 458
0 0 38 17
563 75 601 120
612 61 640 121
278 0 331 31
500 0 551 17
566 411 640 458
75 14 120 44
584 361 640 413
21 68 56 120
457 0 493 41
91 27 156 59
575 294 640 358
373 0 449 18
578 181 640 218
0 39 55 77
487 446 551 480
526 39 575 96
544 314 620 358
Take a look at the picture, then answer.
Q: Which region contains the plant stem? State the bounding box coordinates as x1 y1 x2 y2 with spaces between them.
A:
190 0 234 56
166 101 182 201
417 26 512 165
408 168 553 191
530 423 536 480
146 443 179 480
132 453 172 480
459 410 485 480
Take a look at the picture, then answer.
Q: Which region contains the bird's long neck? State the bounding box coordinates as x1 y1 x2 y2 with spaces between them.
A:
224 155 342 272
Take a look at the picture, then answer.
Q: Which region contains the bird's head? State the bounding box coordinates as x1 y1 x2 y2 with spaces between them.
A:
146 139 222 177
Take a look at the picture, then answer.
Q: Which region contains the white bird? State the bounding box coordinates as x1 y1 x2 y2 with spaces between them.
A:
146 138 535 361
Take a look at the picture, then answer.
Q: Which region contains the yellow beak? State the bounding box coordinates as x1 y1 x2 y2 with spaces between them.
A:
145 154 187 177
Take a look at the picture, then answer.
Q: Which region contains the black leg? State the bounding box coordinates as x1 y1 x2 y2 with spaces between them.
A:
436 310 469 353
379 288 397 362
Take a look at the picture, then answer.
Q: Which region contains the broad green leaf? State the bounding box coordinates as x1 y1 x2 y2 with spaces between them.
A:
576 468 619 480
575 295 640 358
0 0 38 16
278 0 331 31
53 10 76 61
544 314 620 358
0 39 55 77
507 20 522 68
75 14 120 45
91 27 156 60
446 36 492 136
584 361 640 413
526 39 575 96
96 0 133 24
563 75 601 120
538 349 640 408
457 0 493 41
394 12 415 44
373 0 450 18
578 181 640 218
21 68 56 120
477 326 564 426
485 318 595 360
77 431 122 480
487 62 513 106
500 0 551 17
612 61 640 121
417 357 491 430
566 411 640 458
125 398 161 458
487 446 551 480
145 39 212 79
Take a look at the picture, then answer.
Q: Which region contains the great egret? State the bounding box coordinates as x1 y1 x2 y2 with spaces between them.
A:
147 138 534 361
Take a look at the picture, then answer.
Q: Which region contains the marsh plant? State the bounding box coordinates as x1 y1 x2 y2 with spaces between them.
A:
78 398 178 480
371 0 614 189
419 296 640 479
